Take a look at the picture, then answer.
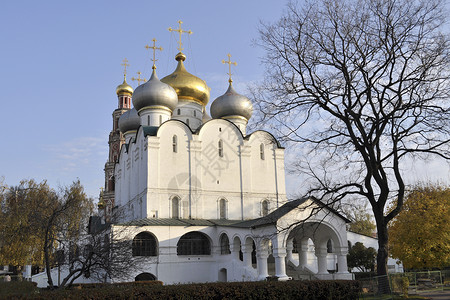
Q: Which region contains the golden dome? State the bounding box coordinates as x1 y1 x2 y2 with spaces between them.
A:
97 197 106 209
116 76 134 96
161 52 210 106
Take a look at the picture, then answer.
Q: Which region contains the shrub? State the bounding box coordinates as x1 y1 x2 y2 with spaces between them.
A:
6 280 360 300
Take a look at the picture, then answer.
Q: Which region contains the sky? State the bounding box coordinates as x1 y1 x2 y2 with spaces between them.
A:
1 0 449 201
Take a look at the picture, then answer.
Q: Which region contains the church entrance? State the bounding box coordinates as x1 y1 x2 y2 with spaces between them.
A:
135 272 157 281
218 268 227 282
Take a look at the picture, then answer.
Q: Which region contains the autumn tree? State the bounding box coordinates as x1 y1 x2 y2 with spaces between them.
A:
255 0 450 280
345 203 376 236
0 179 58 268
389 184 450 269
347 242 377 272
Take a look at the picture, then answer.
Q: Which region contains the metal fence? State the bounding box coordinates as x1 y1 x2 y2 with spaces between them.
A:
359 271 444 299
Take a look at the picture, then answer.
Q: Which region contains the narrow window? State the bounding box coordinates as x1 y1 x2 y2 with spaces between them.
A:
147 115 150 126
218 140 223 157
177 109 181 115
159 115 162 125
262 200 269 217
172 196 180 219
260 143 265 160
172 135 177 153
186 119 190 126
194 110 196 117
219 198 226 219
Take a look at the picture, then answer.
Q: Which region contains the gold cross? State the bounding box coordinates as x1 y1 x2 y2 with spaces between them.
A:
222 53 237 83
168 20 192 52
121 58 130 77
131 71 147 85
145 38 163 69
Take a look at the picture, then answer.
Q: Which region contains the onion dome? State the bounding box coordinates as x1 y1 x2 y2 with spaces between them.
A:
210 83 253 120
132 69 178 113
161 52 210 106
116 76 134 96
118 108 140 134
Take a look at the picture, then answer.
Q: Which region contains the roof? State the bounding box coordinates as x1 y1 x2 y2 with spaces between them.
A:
114 197 350 229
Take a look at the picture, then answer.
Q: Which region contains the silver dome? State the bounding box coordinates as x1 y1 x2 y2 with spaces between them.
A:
132 69 178 113
210 83 253 120
119 108 140 134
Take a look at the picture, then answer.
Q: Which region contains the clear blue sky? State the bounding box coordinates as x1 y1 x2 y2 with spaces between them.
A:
1 0 448 200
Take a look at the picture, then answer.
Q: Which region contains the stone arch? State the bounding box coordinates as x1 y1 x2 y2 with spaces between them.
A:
177 231 211 255
219 232 231 254
232 235 242 261
135 272 156 281
132 231 158 257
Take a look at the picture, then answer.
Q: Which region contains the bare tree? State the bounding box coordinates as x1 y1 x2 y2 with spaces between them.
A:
255 0 450 280
43 181 143 288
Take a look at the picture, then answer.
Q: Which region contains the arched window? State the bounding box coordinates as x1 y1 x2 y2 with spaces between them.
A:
327 239 333 253
172 135 177 153
262 200 269 216
218 140 223 157
220 233 231 254
132 232 158 256
135 272 156 281
177 232 211 255
219 198 227 219
260 143 265 160
172 196 180 219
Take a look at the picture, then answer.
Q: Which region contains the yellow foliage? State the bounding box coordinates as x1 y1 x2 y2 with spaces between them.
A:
388 184 450 269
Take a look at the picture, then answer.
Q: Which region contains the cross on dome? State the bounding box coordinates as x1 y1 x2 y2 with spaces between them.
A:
145 38 163 70
131 71 147 86
168 20 192 52
121 58 130 78
222 53 237 83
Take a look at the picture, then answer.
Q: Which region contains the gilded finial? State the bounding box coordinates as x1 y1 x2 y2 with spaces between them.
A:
222 53 237 84
131 71 147 85
121 58 130 79
168 20 192 52
145 38 163 70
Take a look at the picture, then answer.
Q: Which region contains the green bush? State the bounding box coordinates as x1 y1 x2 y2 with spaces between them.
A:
6 280 360 300
0 281 38 297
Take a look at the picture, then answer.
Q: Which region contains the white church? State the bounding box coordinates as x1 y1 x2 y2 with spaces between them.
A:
91 22 355 284
30 24 358 287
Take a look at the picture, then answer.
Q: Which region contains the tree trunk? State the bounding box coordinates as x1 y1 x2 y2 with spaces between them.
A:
376 219 391 294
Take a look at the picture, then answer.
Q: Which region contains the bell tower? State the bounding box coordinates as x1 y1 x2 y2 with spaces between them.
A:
102 58 133 221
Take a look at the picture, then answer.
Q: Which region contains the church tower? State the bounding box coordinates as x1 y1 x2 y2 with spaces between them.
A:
102 58 133 220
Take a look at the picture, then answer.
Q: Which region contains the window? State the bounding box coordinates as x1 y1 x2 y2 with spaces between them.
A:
186 118 190 126
172 196 180 219
172 135 177 153
262 200 269 216
159 115 162 125
177 232 211 255
132 232 158 256
327 239 333 253
177 109 181 115
220 233 231 254
147 115 150 126
260 143 265 160
219 198 227 219
218 140 223 157
193 110 196 117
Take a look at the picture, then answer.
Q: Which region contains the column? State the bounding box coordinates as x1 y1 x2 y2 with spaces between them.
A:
273 248 289 281
286 239 299 267
298 239 309 270
256 248 269 280
336 247 349 274
315 248 328 275
231 240 241 261
241 244 252 267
